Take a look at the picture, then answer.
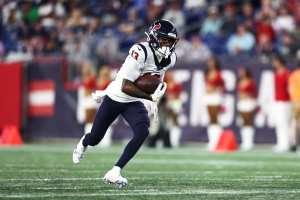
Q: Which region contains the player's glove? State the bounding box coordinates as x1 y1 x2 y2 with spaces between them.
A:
142 100 159 123
151 82 167 103
152 102 158 123
92 90 106 103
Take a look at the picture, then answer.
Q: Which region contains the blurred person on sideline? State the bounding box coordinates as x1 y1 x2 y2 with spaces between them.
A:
147 96 172 148
77 61 97 133
272 55 291 152
95 66 113 147
77 64 112 137
288 64 300 151
164 70 183 147
237 68 257 151
204 57 224 151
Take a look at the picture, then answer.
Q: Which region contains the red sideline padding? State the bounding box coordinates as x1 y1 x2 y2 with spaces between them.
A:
0 63 22 129
0 125 23 145
214 129 238 152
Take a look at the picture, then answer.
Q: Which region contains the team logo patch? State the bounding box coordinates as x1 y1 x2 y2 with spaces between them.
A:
152 23 161 30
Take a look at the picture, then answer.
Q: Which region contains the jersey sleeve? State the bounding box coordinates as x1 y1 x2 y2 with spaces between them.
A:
118 44 146 82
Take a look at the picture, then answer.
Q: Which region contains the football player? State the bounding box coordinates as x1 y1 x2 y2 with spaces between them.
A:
72 19 179 188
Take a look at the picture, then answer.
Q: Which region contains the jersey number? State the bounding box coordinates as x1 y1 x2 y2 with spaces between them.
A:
131 50 139 60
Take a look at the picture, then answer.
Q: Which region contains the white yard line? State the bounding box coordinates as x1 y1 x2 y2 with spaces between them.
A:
1 189 300 198
4 159 300 168
1 145 297 158
1 176 300 183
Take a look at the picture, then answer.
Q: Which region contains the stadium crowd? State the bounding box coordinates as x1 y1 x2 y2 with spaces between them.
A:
1 0 300 73
1 0 300 151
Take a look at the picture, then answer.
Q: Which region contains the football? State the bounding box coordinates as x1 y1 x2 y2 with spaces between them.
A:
134 73 161 94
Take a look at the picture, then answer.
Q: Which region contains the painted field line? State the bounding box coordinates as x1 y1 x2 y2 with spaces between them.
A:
0 177 102 181
1 189 300 198
1 177 300 184
3 159 300 167
1 145 297 158
1 169 300 176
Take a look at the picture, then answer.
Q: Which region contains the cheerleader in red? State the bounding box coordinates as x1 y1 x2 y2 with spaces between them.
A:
204 57 225 151
96 66 112 91
237 68 257 151
165 71 183 147
77 65 112 143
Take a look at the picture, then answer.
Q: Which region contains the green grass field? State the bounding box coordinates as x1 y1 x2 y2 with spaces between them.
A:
0 144 300 200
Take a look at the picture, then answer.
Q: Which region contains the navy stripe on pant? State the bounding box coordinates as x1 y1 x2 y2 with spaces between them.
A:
83 96 150 169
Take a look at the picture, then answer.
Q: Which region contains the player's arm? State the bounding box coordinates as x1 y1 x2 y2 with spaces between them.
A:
120 44 166 102
122 79 152 101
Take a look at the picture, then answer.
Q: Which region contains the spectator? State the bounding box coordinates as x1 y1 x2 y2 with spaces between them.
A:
237 67 257 151
255 0 276 20
255 16 275 57
240 1 255 31
118 8 143 50
44 27 63 54
226 24 255 54
162 0 185 33
272 6 296 33
221 3 238 36
200 5 223 36
66 7 88 30
95 29 119 65
145 0 165 25
175 34 211 63
63 36 90 81
277 31 300 58
184 0 206 10
287 0 300 23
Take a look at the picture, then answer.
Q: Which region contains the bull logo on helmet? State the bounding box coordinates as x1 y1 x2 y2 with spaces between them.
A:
152 23 161 31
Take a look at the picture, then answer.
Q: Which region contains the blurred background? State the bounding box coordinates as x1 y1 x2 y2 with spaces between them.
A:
1 0 300 153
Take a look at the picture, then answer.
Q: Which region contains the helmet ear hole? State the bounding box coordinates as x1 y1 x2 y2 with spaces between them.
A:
149 35 159 49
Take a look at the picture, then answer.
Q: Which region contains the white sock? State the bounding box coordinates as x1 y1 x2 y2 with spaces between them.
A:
207 125 222 151
84 123 93 134
112 166 121 173
241 126 254 151
170 126 181 147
